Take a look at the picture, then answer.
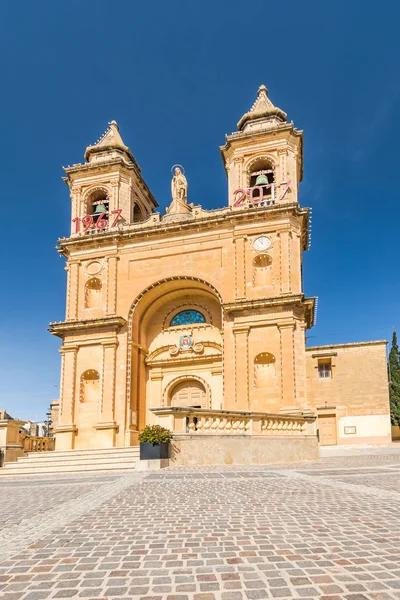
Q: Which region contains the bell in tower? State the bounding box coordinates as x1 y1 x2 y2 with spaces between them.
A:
220 85 302 208
64 120 158 236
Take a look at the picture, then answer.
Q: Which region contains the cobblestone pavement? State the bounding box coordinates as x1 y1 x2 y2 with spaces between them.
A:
0 452 400 600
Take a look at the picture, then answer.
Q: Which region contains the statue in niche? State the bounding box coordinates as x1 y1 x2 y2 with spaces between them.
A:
167 165 190 215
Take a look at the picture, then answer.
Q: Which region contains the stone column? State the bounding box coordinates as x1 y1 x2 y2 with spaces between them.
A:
234 236 247 299
233 325 250 409
95 341 118 448
55 346 77 450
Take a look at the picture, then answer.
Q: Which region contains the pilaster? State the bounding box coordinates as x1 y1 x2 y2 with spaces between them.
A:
233 325 250 409
106 256 118 314
234 236 247 299
279 230 291 294
67 261 80 320
278 322 297 410
55 345 78 450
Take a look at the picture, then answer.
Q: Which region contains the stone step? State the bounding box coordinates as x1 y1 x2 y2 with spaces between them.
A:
25 446 139 459
0 461 137 476
20 449 140 463
4 456 138 469
0 446 141 476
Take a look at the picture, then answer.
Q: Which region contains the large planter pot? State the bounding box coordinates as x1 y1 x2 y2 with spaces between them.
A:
140 441 170 460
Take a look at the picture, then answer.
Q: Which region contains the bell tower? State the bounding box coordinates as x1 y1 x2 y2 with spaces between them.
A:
220 85 313 416
63 120 157 237
220 85 303 208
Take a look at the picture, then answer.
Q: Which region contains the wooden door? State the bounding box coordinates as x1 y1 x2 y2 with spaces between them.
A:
318 414 337 446
171 380 206 408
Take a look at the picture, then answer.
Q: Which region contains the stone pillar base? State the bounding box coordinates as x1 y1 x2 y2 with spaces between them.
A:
54 425 77 450
135 459 169 471
94 422 118 448
125 429 140 446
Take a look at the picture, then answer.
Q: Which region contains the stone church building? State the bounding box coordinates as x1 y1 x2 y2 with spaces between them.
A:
49 85 390 458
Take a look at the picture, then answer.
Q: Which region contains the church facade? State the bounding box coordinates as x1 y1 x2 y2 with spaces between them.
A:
49 86 390 454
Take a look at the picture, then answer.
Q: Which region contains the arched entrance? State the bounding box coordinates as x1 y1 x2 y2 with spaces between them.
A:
170 379 207 408
126 277 223 434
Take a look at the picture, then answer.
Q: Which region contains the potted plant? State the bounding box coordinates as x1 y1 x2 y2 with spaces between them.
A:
138 425 172 460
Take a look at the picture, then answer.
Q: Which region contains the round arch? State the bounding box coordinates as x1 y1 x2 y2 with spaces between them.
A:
163 375 211 408
245 153 276 173
82 185 110 215
125 277 223 421
127 276 223 342
244 154 276 190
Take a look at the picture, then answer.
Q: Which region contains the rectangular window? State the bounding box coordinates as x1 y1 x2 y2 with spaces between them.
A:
318 360 332 379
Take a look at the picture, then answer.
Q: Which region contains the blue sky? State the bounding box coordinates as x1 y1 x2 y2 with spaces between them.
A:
0 0 399 420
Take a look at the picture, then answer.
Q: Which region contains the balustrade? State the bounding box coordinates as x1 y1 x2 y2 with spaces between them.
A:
151 407 314 437
23 436 55 452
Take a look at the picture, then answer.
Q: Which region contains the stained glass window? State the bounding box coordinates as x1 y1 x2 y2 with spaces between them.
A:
170 309 206 326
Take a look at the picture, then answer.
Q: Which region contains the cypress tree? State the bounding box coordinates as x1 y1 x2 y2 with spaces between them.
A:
388 332 400 425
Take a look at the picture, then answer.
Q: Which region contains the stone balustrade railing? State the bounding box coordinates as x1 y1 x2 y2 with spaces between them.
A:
23 436 55 452
150 407 316 437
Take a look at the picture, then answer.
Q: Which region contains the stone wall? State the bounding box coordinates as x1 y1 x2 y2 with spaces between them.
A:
306 341 391 445
170 434 319 466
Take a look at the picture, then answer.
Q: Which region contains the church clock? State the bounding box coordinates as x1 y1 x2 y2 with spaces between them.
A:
253 236 271 252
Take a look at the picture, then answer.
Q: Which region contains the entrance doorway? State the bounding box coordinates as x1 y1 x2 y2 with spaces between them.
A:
170 380 206 408
318 414 337 446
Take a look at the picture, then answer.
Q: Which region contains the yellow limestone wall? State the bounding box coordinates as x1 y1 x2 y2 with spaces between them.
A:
306 341 391 445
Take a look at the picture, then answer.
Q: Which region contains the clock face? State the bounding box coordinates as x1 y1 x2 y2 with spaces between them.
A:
253 236 271 252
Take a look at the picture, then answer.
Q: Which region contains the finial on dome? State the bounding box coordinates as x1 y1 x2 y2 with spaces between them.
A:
84 120 133 162
237 84 287 131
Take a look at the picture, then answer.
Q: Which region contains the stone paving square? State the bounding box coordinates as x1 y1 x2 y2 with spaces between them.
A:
0 449 400 599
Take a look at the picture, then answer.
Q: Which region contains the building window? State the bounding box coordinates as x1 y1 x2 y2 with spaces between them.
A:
170 309 206 327
318 359 332 379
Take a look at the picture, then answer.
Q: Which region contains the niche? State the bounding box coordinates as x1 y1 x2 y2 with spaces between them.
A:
80 370 100 403
253 254 272 287
85 278 102 308
254 353 276 389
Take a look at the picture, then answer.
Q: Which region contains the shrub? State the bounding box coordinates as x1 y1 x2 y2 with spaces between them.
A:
138 425 172 445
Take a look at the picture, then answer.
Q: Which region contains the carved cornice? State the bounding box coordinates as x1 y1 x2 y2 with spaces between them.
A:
223 294 310 311
223 295 315 329
48 316 126 338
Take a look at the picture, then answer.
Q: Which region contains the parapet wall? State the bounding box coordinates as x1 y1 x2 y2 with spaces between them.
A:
170 434 319 466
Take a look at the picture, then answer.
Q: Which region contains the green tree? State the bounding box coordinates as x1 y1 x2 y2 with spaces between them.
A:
388 332 400 425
